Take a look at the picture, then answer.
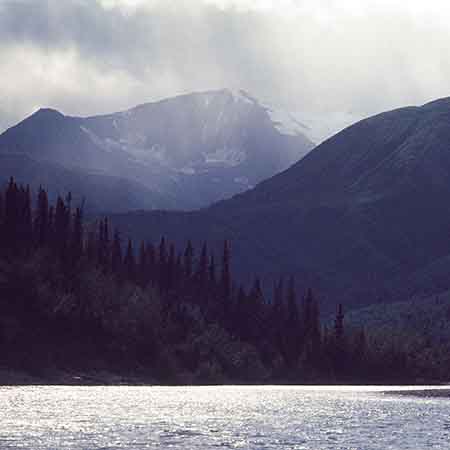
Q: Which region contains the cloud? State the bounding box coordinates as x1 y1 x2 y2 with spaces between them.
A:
1 0 450 138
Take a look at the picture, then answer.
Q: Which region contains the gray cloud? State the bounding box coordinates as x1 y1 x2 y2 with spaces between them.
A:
1 0 450 139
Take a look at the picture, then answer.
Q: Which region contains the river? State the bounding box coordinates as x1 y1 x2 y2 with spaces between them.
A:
0 385 449 449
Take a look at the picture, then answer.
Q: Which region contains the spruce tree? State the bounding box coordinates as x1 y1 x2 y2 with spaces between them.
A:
34 187 49 248
184 240 194 278
285 276 300 366
196 242 208 289
158 237 167 290
124 239 136 282
111 229 123 276
209 253 216 284
166 243 176 292
221 240 231 300
4 177 19 253
145 242 156 285
138 241 148 287
70 207 83 263
333 303 346 374
335 303 344 341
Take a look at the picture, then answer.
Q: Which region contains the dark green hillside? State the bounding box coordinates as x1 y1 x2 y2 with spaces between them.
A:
346 292 450 379
110 97 450 310
0 179 429 383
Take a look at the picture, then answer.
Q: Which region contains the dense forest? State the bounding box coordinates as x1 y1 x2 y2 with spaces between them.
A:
0 178 444 383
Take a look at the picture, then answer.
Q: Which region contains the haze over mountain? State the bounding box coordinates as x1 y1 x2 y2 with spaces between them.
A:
110 96 450 310
0 89 314 211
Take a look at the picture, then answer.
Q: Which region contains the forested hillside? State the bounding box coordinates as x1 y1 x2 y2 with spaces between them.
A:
0 179 445 383
109 97 450 313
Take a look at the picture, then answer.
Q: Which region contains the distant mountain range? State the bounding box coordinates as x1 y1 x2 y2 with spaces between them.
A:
0 89 314 211
109 97 450 310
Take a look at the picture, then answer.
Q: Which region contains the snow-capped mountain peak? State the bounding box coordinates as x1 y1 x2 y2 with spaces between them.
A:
0 89 315 210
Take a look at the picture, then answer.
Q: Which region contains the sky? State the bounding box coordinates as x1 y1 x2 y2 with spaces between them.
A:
1 0 450 140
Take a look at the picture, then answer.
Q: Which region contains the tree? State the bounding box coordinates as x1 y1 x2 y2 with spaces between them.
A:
124 239 136 282
184 240 194 279
111 229 123 276
138 241 148 287
333 303 346 374
246 277 264 341
71 207 84 263
158 237 167 290
196 242 208 290
53 195 71 262
302 288 321 364
166 243 176 292
284 276 300 366
34 186 49 248
335 303 344 342
3 177 19 254
221 240 231 300
209 253 216 284
19 185 33 252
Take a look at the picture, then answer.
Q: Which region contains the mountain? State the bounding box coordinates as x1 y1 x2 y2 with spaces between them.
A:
0 89 314 210
109 97 450 310
0 154 173 213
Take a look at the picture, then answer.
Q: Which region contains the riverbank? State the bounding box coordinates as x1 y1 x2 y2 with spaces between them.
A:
1 367 449 389
0 368 159 386
386 388 450 398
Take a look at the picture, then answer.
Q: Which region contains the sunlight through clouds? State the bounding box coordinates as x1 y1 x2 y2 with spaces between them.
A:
1 0 450 135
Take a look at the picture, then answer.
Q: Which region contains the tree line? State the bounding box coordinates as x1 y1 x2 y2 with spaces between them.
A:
0 178 418 382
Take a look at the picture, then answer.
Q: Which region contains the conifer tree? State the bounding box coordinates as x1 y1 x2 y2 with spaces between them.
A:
71 207 83 263
272 277 285 349
19 185 33 252
333 303 346 373
111 229 123 276
302 288 321 364
273 277 284 323
54 195 70 261
145 242 156 285
235 285 248 337
184 240 194 278
335 303 344 341
34 187 49 248
209 253 216 284
284 276 300 366
158 237 167 290
247 277 264 340
4 177 19 253
221 240 231 299
196 242 208 289
124 239 136 282
138 241 148 287
166 243 176 292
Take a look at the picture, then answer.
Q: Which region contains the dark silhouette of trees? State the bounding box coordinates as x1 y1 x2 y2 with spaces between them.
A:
0 177 422 384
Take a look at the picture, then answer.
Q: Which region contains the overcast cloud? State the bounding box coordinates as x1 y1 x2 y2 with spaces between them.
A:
1 0 450 139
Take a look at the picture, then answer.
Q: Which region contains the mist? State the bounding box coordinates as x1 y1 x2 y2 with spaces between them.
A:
1 0 450 140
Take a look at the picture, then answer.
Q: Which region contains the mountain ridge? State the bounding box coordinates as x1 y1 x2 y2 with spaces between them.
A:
108 96 450 310
0 89 314 210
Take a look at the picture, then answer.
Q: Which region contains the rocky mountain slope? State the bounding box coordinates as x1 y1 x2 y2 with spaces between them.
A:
0 89 314 210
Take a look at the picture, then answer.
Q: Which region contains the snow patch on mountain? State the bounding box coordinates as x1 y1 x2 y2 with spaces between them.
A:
80 126 118 153
203 147 247 167
265 107 311 137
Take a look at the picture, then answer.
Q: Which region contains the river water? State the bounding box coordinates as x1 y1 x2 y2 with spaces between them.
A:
0 385 449 449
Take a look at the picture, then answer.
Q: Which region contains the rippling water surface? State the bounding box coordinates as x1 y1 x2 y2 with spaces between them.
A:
0 385 449 449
